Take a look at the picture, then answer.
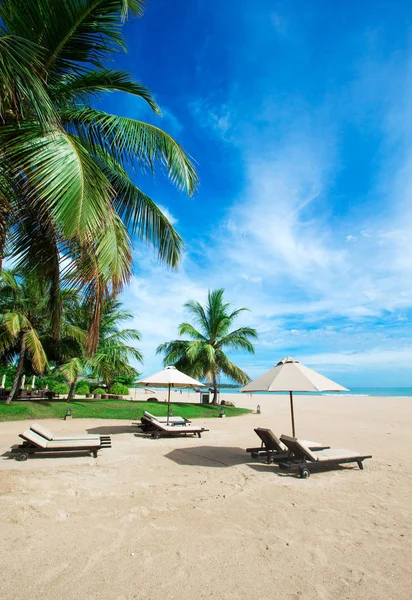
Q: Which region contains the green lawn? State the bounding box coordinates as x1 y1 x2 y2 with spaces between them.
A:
0 399 251 422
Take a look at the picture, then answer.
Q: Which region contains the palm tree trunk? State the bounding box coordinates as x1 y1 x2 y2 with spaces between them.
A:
211 372 218 404
6 336 26 404
67 378 77 402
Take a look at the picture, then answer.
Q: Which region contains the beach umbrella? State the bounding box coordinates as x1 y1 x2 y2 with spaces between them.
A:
21 375 25 390
1 374 5 388
136 366 205 424
31 376 36 390
241 356 347 436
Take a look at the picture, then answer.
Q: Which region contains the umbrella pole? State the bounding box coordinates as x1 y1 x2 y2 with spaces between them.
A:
167 384 171 425
289 391 296 437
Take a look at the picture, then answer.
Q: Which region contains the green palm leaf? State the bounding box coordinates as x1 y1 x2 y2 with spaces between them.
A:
61 108 198 195
0 33 56 126
52 69 159 113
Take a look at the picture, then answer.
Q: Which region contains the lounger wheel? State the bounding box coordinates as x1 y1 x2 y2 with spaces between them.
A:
152 431 161 439
16 453 28 462
299 467 310 479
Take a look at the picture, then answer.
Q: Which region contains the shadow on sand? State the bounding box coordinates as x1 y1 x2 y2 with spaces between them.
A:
166 446 249 468
86 425 139 435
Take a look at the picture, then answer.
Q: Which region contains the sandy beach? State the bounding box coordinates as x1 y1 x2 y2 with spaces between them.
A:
0 393 411 600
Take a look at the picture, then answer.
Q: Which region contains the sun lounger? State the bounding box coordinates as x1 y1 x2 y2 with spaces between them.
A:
142 417 208 439
246 428 329 463
11 429 111 461
138 411 190 432
143 411 190 425
277 435 372 478
30 423 104 442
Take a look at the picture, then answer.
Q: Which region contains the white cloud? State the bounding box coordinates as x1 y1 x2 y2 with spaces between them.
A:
157 204 178 225
189 97 233 139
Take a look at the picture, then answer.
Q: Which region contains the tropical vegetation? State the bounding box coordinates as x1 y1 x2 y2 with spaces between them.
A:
0 0 197 361
0 399 251 422
157 289 258 403
0 269 142 403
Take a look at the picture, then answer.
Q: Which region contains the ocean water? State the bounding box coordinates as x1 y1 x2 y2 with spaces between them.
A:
216 387 412 397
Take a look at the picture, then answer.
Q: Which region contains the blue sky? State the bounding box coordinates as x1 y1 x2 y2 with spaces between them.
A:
103 0 412 387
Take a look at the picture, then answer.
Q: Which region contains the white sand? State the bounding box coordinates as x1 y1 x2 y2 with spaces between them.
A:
0 393 411 600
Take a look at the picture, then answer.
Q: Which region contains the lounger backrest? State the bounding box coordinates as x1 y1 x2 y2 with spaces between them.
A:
144 411 155 419
280 435 318 462
254 428 283 451
21 429 48 448
31 423 54 440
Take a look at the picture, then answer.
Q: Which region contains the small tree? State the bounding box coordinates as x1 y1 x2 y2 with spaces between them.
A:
0 270 48 403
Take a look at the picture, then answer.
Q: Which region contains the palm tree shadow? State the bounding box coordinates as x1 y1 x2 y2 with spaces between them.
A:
165 446 249 468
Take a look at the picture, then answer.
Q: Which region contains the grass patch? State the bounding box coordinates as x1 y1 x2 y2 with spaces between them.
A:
0 399 251 422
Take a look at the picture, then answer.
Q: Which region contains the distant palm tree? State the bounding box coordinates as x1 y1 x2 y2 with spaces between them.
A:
0 0 198 350
60 296 142 398
157 289 257 403
0 270 48 403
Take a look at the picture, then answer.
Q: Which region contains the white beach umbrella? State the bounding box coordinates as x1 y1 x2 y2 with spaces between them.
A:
21 375 25 390
1 374 5 388
31 376 36 390
137 366 205 424
241 356 347 436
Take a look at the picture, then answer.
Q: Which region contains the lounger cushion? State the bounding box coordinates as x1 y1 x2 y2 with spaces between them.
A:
143 411 187 424
22 430 100 449
312 449 363 462
31 423 100 441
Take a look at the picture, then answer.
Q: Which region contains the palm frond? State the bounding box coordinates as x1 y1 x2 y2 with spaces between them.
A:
0 0 145 76
52 69 159 113
102 160 183 268
178 323 206 341
2 123 112 240
217 352 251 386
217 327 258 352
61 107 198 195
23 327 48 372
0 32 56 126
59 356 85 383
3 311 30 336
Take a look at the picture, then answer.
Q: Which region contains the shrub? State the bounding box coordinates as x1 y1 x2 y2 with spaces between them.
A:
76 381 90 394
109 383 129 395
76 385 89 396
49 382 69 394
93 387 106 395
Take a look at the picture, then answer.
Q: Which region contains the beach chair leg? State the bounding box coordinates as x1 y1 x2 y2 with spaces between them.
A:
357 460 364 470
92 449 98 458
197 432 201 438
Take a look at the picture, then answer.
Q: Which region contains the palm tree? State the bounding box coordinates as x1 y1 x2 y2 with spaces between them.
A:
91 298 143 387
0 0 198 350
60 296 142 398
0 270 48 403
157 289 258 403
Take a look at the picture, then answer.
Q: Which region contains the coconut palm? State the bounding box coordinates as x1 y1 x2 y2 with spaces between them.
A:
60 296 142 396
0 0 198 349
0 270 48 403
156 289 258 403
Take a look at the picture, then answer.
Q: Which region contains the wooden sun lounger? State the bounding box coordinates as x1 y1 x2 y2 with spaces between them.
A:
277 435 372 478
11 430 111 461
246 428 329 463
30 423 105 442
138 412 190 432
144 411 190 425
142 417 208 439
